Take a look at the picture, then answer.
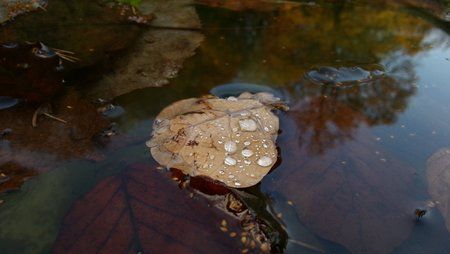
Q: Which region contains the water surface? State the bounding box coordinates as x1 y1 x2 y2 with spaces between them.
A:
1 1 450 253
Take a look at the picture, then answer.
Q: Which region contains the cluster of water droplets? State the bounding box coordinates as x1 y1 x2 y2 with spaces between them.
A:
209 97 277 187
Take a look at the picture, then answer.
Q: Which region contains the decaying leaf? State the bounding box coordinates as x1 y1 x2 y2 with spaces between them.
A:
270 107 419 253
53 164 242 254
427 148 450 232
147 92 287 188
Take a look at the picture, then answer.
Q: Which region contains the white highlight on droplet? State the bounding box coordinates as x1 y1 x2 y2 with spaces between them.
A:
257 156 273 167
224 141 237 153
239 119 257 131
241 149 254 158
224 156 237 166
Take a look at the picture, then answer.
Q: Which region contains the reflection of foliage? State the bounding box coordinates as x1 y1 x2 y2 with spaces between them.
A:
290 57 416 154
288 96 365 155
240 2 431 86
121 2 437 154
192 2 428 155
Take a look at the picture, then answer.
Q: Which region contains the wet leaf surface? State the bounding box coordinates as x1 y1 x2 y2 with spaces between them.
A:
53 163 243 254
427 148 450 233
270 109 420 253
148 93 285 188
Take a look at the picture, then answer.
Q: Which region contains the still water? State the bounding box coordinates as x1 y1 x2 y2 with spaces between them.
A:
1 1 450 253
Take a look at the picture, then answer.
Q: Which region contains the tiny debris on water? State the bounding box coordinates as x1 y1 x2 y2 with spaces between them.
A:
415 209 427 220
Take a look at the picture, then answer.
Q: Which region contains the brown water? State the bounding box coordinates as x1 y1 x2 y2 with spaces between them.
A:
1 1 450 253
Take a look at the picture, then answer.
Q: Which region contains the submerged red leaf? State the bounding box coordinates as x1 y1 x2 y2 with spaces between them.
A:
53 164 241 254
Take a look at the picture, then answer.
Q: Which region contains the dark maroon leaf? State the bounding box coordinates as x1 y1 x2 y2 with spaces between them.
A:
53 164 242 254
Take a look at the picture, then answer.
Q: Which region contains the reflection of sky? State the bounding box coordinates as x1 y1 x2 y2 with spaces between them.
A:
372 28 450 166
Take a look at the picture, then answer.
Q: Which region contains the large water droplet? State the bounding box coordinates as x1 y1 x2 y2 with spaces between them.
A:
224 156 237 166
224 141 237 153
257 156 273 167
241 149 254 158
239 119 257 131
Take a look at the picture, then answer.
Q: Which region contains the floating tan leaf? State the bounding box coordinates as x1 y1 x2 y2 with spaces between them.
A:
147 92 286 188
427 148 450 232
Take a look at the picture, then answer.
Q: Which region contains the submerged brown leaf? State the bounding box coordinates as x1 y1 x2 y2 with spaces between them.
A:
53 163 242 254
427 148 450 232
148 92 286 188
271 108 418 253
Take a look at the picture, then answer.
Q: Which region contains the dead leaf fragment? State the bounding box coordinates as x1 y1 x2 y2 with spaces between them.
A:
427 148 450 232
148 92 285 188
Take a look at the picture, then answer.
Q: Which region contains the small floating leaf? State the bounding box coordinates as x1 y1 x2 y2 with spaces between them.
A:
148 92 286 188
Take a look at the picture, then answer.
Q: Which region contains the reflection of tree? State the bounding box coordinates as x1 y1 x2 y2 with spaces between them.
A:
234 3 428 154
125 2 437 154
288 44 418 154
